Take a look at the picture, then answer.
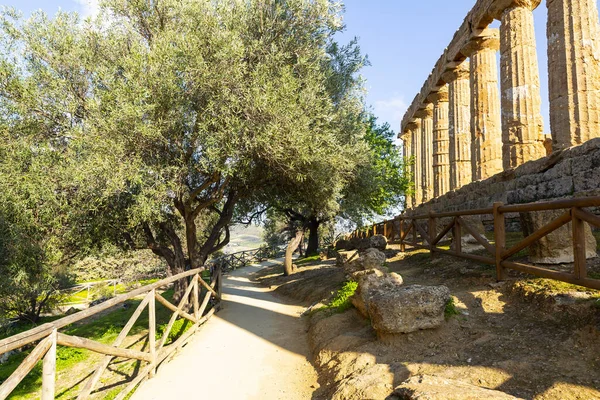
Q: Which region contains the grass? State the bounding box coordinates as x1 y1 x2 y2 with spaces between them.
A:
0 287 196 399
312 281 358 315
514 278 600 300
444 296 460 319
61 278 161 305
295 255 321 265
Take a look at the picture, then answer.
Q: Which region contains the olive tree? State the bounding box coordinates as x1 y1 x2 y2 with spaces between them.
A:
0 0 365 298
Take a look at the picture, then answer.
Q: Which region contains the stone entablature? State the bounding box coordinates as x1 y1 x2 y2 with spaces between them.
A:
399 0 600 209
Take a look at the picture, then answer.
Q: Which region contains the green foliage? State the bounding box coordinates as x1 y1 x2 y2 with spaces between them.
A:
340 115 411 227
445 297 460 319
313 280 358 314
0 0 369 297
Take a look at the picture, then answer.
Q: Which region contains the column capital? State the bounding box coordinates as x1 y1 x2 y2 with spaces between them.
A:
414 103 434 119
406 119 421 131
490 0 541 17
461 29 500 57
442 60 469 83
427 85 449 104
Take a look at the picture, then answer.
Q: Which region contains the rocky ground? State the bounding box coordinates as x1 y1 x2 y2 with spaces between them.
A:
253 245 600 400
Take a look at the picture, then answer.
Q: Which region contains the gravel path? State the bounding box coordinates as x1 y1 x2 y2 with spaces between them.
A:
131 258 319 400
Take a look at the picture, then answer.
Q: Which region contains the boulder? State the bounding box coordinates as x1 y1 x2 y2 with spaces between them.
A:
356 238 372 251
367 285 450 334
393 375 522 399
369 234 388 251
335 239 351 251
343 248 386 276
336 252 349 268
356 248 386 270
351 270 403 317
348 237 361 250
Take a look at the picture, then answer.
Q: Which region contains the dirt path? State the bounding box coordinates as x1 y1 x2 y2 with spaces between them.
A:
131 258 320 400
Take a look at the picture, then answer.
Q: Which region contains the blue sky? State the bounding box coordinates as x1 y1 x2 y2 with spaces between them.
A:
5 1 600 136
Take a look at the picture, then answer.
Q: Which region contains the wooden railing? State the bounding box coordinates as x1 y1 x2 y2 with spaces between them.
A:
348 196 600 291
0 266 222 400
209 246 280 272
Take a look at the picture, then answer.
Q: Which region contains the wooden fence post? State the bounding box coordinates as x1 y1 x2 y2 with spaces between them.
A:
399 219 405 252
428 212 436 259
452 217 461 254
493 202 507 281
148 289 156 378
572 207 587 280
41 329 56 400
192 275 199 320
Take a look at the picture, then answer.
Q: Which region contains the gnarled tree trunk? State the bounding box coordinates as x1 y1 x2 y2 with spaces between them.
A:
284 230 303 276
305 217 320 256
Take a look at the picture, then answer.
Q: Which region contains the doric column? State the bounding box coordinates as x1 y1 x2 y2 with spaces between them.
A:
462 30 503 181
547 0 600 149
500 1 546 169
401 130 414 207
414 104 434 202
407 120 422 206
428 86 450 198
442 60 472 190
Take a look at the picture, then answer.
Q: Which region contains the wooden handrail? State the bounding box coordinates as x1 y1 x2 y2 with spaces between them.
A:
0 262 227 400
0 267 203 355
348 195 600 292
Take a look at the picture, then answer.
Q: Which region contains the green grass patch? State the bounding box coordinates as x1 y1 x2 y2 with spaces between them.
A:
311 281 358 315
515 278 600 299
295 255 321 265
444 296 460 319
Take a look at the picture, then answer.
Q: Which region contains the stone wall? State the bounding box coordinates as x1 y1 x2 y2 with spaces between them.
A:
407 138 600 217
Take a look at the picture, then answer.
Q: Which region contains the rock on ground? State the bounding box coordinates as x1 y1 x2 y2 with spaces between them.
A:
368 285 450 334
351 270 403 317
369 234 388 251
335 239 351 251
347 248 386 273
392 375 523 400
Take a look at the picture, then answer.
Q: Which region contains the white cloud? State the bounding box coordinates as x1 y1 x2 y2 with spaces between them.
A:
373 96 408 133
73 0 99 18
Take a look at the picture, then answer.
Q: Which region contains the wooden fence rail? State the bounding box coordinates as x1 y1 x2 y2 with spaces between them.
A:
348 196 600 291
0 266 223 400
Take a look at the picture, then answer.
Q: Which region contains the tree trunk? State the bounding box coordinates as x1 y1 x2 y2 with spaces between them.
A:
284 230 303 276
305 218 320 256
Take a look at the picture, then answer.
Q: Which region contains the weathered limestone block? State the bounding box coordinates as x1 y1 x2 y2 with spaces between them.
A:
415 104 434 202
520 209 597 263
335 239 351 251
344 248 386 276
462 30 503 181
428 86 450 198
351 270 403 317
547 0 600 150
368 234 388 251
500 2 546 169
367 285 450 334
393 375 523 400
442 60 472 190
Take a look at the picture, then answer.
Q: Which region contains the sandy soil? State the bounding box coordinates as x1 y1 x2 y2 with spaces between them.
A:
131 258 320 400
255 247 600 400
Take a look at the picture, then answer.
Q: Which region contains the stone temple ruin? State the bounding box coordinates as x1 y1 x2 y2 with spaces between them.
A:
399 0 600 262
